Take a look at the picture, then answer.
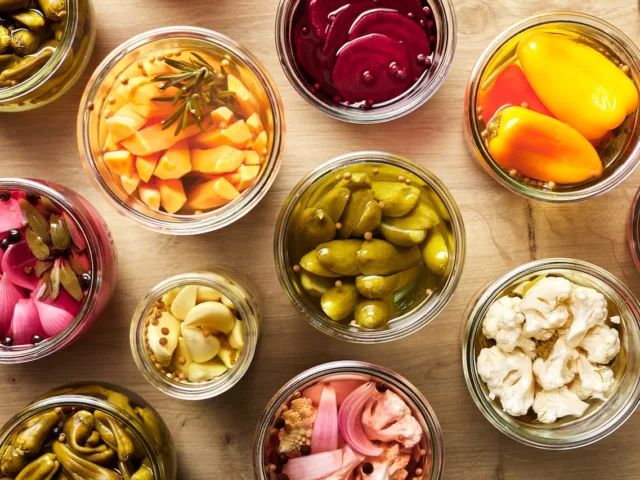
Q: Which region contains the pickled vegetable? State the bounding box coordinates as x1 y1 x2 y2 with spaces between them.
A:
287 163 456 329
298 208 336 249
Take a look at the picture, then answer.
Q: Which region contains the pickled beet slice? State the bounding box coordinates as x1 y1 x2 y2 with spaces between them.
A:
294 17 337 95
1 241 38 291
0 198 24 233
349 11 431 74
333 34 413 104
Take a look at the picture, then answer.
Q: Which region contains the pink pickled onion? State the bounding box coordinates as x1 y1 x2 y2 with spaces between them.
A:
304 379 366 406
311 384 339 454
1 241 37 290
282 449 343 480
8 298 43 344
0 198 24 233
33 283 81 337
0 273 25 335
338 382 383 456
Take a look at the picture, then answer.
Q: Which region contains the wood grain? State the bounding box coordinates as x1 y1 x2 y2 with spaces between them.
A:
1 0 640 479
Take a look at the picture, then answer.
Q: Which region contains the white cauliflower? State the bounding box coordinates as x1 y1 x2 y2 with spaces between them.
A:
532 337 579 390
610 315 621 324
482 296 526 352
477 346 534 417
532 386 589 424
361 390 422 448
517 336 537 360
579 324 620 364
569 354 614 401
565 286 608 346
520 277 572 340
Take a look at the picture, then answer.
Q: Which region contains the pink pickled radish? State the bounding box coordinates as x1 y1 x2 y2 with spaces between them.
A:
0 198 24 233
283 449 343 480
62 212 86 251
338 382 383 456
8 298 43 344
0 274 26 335
34 283 81 337
303 379 366 406
311 385 339 454
1 241 37 290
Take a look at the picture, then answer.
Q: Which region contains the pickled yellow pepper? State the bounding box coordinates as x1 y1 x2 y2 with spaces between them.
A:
518 33 639 140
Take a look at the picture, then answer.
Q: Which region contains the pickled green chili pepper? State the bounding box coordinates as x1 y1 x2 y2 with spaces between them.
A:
38 0 66 21
15 453 59 480
51 441 122 480
0 0 30 12
10 29 40 56
0 27 10 54
12 10 46 31
0 47 53 83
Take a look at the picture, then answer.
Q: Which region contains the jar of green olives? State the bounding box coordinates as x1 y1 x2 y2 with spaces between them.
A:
0 0 96 111
274 151 466 343
0 382 177 479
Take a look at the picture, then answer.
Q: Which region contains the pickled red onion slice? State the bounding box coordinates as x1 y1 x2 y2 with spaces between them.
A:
0 273 26 335
8 298 43 344
34 282 81 337
0 198 24 233
311 384 339 454
338 381 383 456
282 449 343 480
1 241 37 290
303 379 366 406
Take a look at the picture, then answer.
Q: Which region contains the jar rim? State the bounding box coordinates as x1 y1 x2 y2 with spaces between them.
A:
464 11 640 202
461 258 640 449
0 0 78 103
274 151 466 344
274 0 457 124
129 270 259 400
0 178 102 363
628 188 640 272
252 361 445 480
77 26 286 235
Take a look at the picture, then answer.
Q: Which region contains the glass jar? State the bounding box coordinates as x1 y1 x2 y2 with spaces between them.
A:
464 12 640 202
78 26 286 234
628 187 640 272
0 382 176 478
0 0 96 111
253 361 444 479
0 178 116 364
274 151 466 343
462 259 640 449
130 268 261 400
275 0 457 123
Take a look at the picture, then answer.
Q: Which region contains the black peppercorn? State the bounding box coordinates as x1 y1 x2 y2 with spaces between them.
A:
2 337 13 347
274 464 283 474
278 454 288 465
0 238 9 251
26 193 39 205
376 383 388 393
8 230 21 243
300 445 311 456
32 335 42 344
79 273 92 289
362 462 374 474
0 192 10 202
274 417 285 429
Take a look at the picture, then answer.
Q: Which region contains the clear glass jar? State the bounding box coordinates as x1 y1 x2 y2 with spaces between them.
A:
274 151 466 343
0 178 117 364
628 187 640 272
275 0 457 123
78 26 286 234
253 361 444 479
130 268 261 400
464 12 640 202
462 259 640 449
0 382 176 478
0 0 96 111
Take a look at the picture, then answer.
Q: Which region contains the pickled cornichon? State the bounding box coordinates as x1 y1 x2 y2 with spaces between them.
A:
288 163 455 329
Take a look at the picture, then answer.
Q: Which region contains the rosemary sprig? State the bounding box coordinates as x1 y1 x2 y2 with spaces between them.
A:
152 54 236 136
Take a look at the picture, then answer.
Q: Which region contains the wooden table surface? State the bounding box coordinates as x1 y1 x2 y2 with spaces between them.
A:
2 0 640 478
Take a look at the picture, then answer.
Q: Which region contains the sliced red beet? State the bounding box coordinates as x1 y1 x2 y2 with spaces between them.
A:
294 17 337 95
0 198 25 233
1 241 37 291
477 64 554 121
8 298 43 345
333 34 413 104
349 11 431 75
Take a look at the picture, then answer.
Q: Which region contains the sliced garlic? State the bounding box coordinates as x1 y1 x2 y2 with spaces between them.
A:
181 322 220 363
171 285 198 320
220 294 236 311
170 337 193 374
228 319 245 350
147 312 181 367
218 343 238 369
161 287 181 308
187 359 228 382
197 286 221 303
183 301 234 335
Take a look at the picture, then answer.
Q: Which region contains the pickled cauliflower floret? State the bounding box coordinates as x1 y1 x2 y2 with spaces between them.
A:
569 354 614 401
565 285 608 346
579 324 620 365
520 277 572 340
482 296 525 352
477 346 534 417
359 444 410 480
277 397 317 455
532 337 579 390
532 386 589 424
362 390 422 448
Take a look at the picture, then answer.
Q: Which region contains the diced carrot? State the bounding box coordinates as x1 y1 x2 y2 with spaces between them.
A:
246 113 263 134
121 123 201 156
235 164 260 191
192 146 245 174
130 101 176 119
154 139 191 179
106 103 146 143
156 178 187 214
139 180 161 211
131 82 179 105
252 131 268 154
117 77 150 101
227 74 258 118
140 59 180 77
136 152 161 182
211 106 235 124
243 150 261 165
121 173 140 195
224 171 241 189
104 150 135 177
193 120 252 149
185 177 239 210
103 133 120 153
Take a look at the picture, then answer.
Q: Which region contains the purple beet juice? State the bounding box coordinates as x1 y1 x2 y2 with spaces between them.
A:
293 0 437 108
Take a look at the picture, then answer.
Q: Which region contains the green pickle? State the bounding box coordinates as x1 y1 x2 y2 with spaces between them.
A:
288 163 456 329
